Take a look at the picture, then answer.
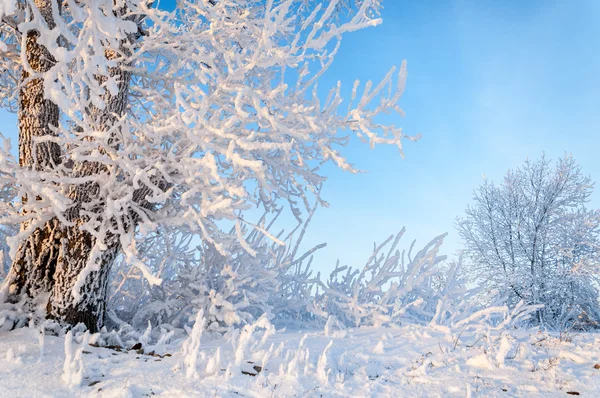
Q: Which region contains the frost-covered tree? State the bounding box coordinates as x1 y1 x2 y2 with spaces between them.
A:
0 0 415 331
457 155 600 329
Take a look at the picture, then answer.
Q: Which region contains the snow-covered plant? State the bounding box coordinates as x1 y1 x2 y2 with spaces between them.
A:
108 221 537 333
182 309 206 379
448 300 543 332
178 310 277 380
107 227 199 329
312 229 448 327
308 230 541 330
37 323 45 360
457 154 600 330
108 202 325 331
316 340 334 384
0 0 416 331
283 333 310 377
232 314 276 368
426 256 496 328
62 330 89 388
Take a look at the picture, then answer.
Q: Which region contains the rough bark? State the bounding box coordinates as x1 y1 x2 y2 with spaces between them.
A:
6 0 62 303
47 43 134 332
49 224 121 331
6 2 157 332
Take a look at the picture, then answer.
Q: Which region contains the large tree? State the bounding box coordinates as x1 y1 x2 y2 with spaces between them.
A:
0 0 414 331
457 155 600 329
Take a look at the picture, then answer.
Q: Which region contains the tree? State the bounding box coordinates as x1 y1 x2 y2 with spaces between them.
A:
0 0 415 331
457 155 600 329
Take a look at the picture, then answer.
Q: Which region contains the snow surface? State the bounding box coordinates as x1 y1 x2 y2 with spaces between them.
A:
1 325 599 397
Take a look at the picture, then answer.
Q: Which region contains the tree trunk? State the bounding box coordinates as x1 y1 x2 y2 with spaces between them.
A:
5 0 62 304
5 2 152 332
48 224 121 332
47 44 133 332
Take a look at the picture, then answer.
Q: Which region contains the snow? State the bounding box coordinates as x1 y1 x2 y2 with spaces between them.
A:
1 324 599 397
62 330 88 387
181 309 206 379
0 0 15 20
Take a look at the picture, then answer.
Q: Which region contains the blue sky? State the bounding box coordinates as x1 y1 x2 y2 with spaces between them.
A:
296 0 600 273
0 0 598 275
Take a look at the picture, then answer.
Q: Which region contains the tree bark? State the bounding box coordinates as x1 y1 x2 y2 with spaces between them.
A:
5 0 62 304
49 224 121 332
5 2 156 332
47 43 133 332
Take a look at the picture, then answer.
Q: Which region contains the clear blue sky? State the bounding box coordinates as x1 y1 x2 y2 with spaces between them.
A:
0 0 598 275
296 0 600 273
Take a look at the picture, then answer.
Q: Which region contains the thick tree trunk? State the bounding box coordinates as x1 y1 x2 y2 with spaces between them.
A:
6 3 151 332
49 224 121 332
5 220 61 303
5 0 62 304
47 46 133 332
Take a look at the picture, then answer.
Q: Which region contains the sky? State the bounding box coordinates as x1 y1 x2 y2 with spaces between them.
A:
0 0 599 276
293 0 600 274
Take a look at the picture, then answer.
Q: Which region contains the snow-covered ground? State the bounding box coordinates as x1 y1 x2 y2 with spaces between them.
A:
1 324 599 397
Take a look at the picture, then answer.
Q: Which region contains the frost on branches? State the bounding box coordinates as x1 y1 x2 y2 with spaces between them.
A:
457 155 600 330
0 0 416 331
107 203 324 331
307 230 534 330
312 230 448 327
106 205 533 335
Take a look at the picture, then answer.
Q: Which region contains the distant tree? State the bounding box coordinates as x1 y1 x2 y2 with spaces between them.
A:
0 0 414 331
457 155 600 329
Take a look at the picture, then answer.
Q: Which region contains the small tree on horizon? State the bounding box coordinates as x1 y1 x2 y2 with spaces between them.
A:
457 154 600 329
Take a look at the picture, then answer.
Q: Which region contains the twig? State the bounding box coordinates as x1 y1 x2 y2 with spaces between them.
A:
453 326 468 350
